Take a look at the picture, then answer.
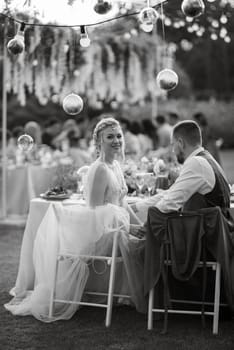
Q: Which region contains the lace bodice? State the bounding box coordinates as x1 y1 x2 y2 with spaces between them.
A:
84 159 128 207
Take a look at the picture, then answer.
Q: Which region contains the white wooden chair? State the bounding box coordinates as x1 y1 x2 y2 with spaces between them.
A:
48 210 130 327
147 260 221 334
146 208 228 335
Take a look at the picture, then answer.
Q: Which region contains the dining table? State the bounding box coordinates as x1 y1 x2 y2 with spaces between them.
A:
0 164 58 218
11 193 234 298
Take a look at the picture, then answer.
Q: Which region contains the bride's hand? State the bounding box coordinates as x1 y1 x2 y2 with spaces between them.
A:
129 224 146 239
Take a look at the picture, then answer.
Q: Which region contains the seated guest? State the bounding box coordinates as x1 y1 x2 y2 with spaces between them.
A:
193 112 222 165
67 130 92 168
7 126 24 161
118 117 141 160
168 112 180 126
53 119 80 152
24 121 42 146
155 115 173 148
141 119 157 150
131 120 230 226
41 117 62 149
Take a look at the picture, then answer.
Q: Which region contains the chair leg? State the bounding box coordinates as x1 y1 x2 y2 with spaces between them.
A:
105 232 119 327
148 288 154 330
213 262 221 335
49 257 59 318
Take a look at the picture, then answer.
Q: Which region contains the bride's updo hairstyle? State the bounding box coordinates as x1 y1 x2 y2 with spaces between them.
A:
93 115 125 160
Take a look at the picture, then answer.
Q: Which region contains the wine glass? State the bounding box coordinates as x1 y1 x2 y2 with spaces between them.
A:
135 173 145 195
145 173 155 196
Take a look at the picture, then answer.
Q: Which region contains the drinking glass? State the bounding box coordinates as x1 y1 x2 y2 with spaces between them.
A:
145 173 155 196
135 173 145 195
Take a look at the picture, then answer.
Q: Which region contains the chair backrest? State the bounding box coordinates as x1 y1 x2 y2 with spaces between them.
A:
53 203 127 257
167 211 204 280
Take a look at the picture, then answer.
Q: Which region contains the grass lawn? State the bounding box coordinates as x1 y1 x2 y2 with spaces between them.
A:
1 228 234 350
1 149 234 350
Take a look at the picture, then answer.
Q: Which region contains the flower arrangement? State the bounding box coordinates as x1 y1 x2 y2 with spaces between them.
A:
50 164 78 191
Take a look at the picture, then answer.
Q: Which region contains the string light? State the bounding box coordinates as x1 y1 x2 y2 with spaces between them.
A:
139 0 159 33
0 0 231 53
79 25 90 47
7 22 26 55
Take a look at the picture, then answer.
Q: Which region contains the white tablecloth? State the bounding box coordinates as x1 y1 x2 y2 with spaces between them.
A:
0 165 58 217
13 196 234 297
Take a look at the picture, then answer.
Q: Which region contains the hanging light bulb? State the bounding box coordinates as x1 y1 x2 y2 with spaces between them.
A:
140 22 154 33
93 0 112 14
7 22 26 55
80 26 90 48
139 6 159 32
17 134 34 152
181 0 205 18
156 69 179 91
63 93 84 115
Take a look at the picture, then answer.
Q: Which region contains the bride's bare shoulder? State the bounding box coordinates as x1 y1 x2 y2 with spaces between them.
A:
93 162 109 178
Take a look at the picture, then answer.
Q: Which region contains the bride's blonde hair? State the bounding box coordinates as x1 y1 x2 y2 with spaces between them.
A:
93 116 125 160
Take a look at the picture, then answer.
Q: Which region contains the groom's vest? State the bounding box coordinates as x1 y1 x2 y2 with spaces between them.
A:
183 150 230 213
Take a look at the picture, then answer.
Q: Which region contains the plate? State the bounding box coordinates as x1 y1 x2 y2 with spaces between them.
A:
40 193 71 200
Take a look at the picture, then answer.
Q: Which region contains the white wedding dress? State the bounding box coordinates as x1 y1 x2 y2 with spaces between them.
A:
5 158 146 322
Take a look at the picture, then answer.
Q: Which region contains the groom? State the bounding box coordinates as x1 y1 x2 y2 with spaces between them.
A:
130 120 234 308
130 119 231 238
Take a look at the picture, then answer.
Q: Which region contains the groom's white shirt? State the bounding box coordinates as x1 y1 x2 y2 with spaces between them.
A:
135 147 216 221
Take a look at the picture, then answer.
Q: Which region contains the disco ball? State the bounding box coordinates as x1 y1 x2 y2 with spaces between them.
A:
63 93 84 115
156 69 179 91
17 134 34 151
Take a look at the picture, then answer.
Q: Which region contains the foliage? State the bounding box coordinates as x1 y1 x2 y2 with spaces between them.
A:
163 0 234 98
51 163 78 191
119 98 234 148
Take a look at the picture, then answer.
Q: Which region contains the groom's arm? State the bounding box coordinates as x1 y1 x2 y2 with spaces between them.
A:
130 192 165 223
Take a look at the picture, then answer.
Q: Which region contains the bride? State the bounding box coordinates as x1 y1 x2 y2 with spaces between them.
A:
5 116 146 322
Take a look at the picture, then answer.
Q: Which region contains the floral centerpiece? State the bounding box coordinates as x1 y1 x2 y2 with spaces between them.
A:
50 164 78 192
123 150 181 195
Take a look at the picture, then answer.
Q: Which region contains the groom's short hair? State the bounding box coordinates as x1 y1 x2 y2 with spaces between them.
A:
173 120 202 146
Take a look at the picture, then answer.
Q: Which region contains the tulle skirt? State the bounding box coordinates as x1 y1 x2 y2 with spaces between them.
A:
5 203 146 322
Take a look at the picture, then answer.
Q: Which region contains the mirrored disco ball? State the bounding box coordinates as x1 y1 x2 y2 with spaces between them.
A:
181 0 205 18
156 69 179 91
17 134 34 151
139 7 159 25
62 93 84 115
7 35 25 55
94 0 112 14
141 22 154 33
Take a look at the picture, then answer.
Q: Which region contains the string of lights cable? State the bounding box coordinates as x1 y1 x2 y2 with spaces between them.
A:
0 1 168 28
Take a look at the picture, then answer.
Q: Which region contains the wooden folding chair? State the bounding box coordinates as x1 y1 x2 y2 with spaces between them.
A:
147 210 223 334
49 226 130 327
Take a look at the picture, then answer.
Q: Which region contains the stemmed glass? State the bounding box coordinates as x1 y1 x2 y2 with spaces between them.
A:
77 180 84 197
135 173 145 196
145 173 155 196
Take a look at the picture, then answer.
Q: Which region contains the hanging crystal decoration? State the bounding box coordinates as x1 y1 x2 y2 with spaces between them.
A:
181 0 205 18
139 6 159 32
93 0 112 14
17 134 34 151
156 69 179 91
7 23 26 55
63 93 84 115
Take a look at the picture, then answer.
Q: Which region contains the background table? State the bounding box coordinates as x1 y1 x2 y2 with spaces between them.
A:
0 165 58 217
